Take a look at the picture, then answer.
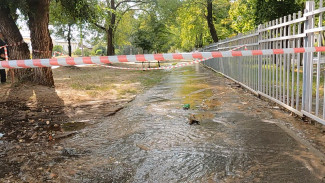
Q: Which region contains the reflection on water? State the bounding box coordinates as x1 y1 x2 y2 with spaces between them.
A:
53 66 325 183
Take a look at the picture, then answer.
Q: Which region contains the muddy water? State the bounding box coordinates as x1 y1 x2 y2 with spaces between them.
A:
54 65 325 182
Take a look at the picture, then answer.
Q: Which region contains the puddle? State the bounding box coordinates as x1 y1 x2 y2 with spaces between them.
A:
61 122 87 131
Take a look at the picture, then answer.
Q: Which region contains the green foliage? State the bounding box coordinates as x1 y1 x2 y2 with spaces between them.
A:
53 45 64 53
95 49 103 55
115 11 136 47
58 0 95 22
73 47 91 56
73 48 81 55
132 13 171 53
229 0 256 33
170 0 232 51
84 49 91 56
133 29 153 53
255 0 303 25
92 43 107 56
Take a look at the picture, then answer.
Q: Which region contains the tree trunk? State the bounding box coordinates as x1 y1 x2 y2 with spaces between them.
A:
107 28 115 55
107 0 116 56
27 0 54 87
68 24 72 57
206 0 218 43
0 4 31 82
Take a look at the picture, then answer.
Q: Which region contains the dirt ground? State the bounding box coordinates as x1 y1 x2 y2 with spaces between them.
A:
0 64 325 182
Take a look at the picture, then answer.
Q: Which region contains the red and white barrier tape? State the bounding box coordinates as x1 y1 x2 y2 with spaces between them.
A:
231 44 248 51
98 58 208 70
3 46 8 61
52 51 66 57
0 40 24 61
0 46 324 69
0 40 25 49
33 50 51 53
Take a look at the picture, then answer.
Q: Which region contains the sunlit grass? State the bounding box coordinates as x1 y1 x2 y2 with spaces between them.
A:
53 65 168 100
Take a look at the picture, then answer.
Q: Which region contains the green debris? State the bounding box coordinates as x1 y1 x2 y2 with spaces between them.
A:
183 104 190 110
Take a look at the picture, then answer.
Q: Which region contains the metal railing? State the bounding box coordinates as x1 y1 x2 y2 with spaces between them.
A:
202 1 325 125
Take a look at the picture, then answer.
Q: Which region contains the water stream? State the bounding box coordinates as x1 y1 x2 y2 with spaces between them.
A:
53 65 324 182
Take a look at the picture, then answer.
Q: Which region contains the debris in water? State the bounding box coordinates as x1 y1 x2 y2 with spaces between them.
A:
61 148 79 157
183 104 190 110
189 114 200 125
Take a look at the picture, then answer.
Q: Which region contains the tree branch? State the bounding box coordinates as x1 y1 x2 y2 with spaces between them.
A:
116 0 146 9
94 23 107 31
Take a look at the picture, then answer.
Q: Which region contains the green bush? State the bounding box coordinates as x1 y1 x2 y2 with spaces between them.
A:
95 49 103 56
73 48 82 56
53 45 64 53
91 43 107 56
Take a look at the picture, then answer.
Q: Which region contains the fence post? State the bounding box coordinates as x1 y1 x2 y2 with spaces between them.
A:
302 1 314 112
258 25 262 92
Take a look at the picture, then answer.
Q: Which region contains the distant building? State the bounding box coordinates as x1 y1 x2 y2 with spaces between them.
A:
21 30 78 53
53 39 78 53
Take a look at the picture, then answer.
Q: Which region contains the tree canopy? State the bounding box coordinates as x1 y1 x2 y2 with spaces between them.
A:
2 0 314 60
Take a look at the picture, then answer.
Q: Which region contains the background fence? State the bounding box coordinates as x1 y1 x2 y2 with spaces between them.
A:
202 1 325 125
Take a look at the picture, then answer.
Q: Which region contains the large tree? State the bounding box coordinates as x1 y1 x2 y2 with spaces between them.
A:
0 0 89 86
207 0 218 42
26 0 54 86
50 0 93 57
0 0 54 86
50 1 75 57
172 0 232 51
90 0 150 55
133 13 171 53
0 1 31 81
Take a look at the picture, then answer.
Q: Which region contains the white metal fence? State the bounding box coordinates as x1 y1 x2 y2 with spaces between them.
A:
202 1 325 125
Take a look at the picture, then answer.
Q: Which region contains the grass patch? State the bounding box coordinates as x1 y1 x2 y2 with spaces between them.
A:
53 66 168 101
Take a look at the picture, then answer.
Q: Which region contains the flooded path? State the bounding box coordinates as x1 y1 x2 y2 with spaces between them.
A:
53 65 325 182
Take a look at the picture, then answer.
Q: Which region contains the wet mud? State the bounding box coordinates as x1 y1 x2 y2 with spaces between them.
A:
1 65 325 182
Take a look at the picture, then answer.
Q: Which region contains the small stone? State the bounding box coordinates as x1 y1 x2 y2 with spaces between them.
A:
49 173 57 179
30 132 38 140
67 169 76 176
54 124 59 128
189 114 200 125
46 121 50 125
